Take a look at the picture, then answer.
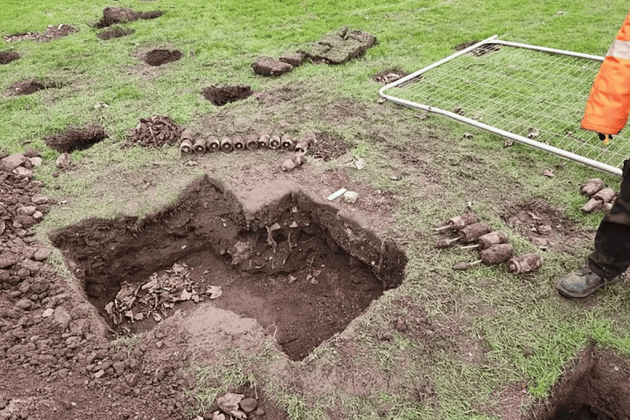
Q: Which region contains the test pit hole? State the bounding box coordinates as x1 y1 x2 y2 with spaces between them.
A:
52 176 407 361
202 85 253 106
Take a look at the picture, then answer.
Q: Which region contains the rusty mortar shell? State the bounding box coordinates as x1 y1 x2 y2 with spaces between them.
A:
580 178 604 196
269 134 281 149
448 213 478 231
479 243 513 265
233 135 245 151
581 198 602 213
458 222 492 243
281 134 294 150
207 136 220 152
246 134 259 151
477 231 508 250
179 139 193 153
508 253 543 274
436 237 459 249
593 188 616 203
193 138 207 154
258 134 270 149
294 139 309 153
220 137 233 153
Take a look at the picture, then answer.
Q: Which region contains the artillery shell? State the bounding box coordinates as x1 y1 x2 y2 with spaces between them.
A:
269 134 281 149
477 231 508 250
179 139 193 153
480 243 513 265
580 178 604 196
436 238 457 249
458 222 492 243
581 197 602 213
593 188 616 203
258 134 270 148
207 136 220 151
294 139 309 153
246 134 259 150
233 135 245 151
181 129 193 142
508 253 543 274
220 137 233 153
281 134 294 150
448 213 478 230
193 138 206 154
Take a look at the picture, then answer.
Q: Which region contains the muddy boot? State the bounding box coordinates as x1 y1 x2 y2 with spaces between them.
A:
556 265 621 298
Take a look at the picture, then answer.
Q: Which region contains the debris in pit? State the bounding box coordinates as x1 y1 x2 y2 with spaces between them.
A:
130 115 183 147
105 262 220 326
97 27 135 40
252 56 294 76
202 85 253 106
144 49 182 66
3 24 78 43
44 124 107 153
96 7 163 28
373 68 407 84
0 51 20 65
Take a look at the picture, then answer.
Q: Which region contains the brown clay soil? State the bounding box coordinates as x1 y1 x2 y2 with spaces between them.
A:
308 131 349 162
202 85 253 106
52 176 406 361
97 27 136 40
96 7 163 28
144 49 182 66
44 125 107 154
0 51 20 65
3 24 77 43
529 347 630 420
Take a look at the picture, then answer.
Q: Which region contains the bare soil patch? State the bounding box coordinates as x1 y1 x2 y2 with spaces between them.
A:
5 80 64 96
144 49 182 66
97 27 135 40
202 85 253 106
308 131 349 162
3 24 77 43
44 124 107 153
301 26 377 65
52 176 406 361
529 347 630 420
96 7 163 28
0 51 20 65
373 68 407 84
130 115 183 147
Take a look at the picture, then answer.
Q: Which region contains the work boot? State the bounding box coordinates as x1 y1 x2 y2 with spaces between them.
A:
556 265 621 298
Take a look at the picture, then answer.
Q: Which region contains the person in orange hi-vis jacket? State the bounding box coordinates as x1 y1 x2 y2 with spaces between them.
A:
557 10 630 298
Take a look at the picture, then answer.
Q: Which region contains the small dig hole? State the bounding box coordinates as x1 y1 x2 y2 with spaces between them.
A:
44 124 107 153
529 347 630 420
52 176 407 361
144 49 182 66
202 85 253 106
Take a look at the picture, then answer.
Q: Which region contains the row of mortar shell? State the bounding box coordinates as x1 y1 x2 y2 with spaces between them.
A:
179 131 314 154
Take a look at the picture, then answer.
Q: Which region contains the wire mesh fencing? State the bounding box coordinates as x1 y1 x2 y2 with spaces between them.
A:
380 38 630 176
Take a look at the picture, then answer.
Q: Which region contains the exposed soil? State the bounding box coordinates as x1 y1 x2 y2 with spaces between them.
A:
502 200 589 253
373 68 407 84
529 347 630 420
454 40 501 56
44 125 107 154
252 57 294 77
0 51 20 65
144 49 182 66
96 7 163 28
5 80 64 96
52 176 406 361
3 24 77 43
300 26 377 65
308 131 349 162
97 27 135 40
202 85 253 106
130 115 183 147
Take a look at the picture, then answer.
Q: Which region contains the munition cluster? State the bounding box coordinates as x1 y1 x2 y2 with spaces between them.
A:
179 130 315 155
434 212 543 274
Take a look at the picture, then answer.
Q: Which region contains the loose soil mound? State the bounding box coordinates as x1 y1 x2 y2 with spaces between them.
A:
44 124 107 153
97 27 135 40
130 115 183 147
144 49 182 66
4 24 77 43
308 131 349 162
529 348 630 420
52 176 407 361
202 85 253 106
96 7 163 28
301 26 377 64
0 51 20 65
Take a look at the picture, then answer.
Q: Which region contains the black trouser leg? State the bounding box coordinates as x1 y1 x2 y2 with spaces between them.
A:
589 160 630 278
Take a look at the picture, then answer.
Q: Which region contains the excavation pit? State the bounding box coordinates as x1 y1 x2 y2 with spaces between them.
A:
529 348 630 420
202 85 253 106
52 176 407 361
44 124 107 153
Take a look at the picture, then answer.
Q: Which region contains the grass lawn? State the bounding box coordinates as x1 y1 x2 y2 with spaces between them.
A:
2 0 630 418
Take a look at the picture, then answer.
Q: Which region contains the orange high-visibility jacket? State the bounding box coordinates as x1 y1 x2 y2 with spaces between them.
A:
582 10 630 135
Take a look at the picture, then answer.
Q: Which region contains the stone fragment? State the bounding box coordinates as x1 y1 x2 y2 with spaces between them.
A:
0 253 19 269
33 248 52 261
24 147 41 158
52 307 72 331
56 153 71 168
65 336 81 349
15 298 33 310
113 361 125 376
33 211 44 220
20 259 42 272
13 166 32 178
42 308 54 318
252 57 293 76
239 397 258 413
279 51 306 67
31 195 48 205
94 369 105 379
20 206 37 216
31 280 49 294
29 157 43 167
0 153 27 172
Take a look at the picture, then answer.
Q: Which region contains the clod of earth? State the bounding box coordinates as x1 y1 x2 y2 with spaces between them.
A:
202 85 253 106
144 49 182 66
281 153 304 172
52 176 407 360
279 51 306 67
130 115 183 147
96 7 163 28
44 124 107 153
252 57 294 76
581 178 605 196
97 27 135 40
0 51 20 65
300 26 377 64
508 253 543 274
